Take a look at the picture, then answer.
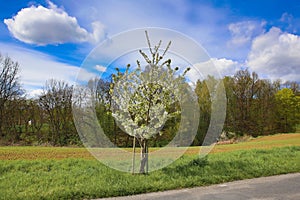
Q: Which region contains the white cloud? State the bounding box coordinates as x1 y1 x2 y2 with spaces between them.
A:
4 1 106 45
94 65 107 72
28 89 44 98
247 27 300 81
0 43 97 96
228 20 266 46
187 58 240 82
211 58 241 76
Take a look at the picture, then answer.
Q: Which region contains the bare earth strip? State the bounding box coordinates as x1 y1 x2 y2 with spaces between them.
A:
0 133 299 160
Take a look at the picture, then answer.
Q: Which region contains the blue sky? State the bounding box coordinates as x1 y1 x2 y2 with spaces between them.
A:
0 0 300 96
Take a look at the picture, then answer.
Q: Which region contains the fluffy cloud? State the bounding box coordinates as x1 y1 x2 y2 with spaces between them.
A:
228 20 266 46
187 58 240 82
247 27 300 81
4 1 106 45
210 58 240 76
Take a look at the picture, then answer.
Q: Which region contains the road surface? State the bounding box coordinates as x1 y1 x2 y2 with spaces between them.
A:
98 173 300 200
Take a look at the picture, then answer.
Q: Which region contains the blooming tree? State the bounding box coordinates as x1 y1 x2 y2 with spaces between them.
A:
110 31 190 173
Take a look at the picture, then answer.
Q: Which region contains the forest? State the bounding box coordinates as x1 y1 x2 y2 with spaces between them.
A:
0 53 299 146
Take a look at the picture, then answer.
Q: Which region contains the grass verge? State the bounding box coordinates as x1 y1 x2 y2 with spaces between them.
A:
0 146 299 200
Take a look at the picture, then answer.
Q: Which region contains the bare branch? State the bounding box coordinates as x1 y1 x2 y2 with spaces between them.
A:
139 50 151 64
145 31 153 55
162 41 171 58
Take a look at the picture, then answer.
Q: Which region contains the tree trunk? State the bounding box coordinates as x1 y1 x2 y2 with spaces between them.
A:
139 139 148 174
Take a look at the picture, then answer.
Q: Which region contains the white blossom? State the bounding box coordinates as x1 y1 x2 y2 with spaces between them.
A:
111 63 187 140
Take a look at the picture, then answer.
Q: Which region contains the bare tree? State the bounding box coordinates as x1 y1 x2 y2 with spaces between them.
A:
0 53 22 139
39 79 76 145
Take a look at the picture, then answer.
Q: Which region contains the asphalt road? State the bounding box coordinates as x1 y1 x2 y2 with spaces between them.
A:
98 173 300 200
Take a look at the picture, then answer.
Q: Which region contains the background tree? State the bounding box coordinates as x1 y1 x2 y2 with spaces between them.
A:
24 99 46 144
275 88 299 133
222 76 237 136
6 98 30 142
0 53 23 142
222 71 286 138
194 79 211 145
39 79 78 146
231 69 260 135
252 79 278 135
86 77 127 146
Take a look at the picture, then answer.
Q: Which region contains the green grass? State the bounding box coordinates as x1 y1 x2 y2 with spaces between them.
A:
1 146 300 200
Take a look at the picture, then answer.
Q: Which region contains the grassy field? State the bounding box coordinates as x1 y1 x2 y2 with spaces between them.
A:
1 133 300 160
0 133 300 199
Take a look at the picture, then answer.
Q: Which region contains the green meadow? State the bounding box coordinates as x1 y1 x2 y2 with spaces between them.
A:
0 133 300 200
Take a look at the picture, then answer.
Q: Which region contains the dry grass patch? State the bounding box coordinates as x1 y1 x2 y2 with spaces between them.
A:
0 133 299 160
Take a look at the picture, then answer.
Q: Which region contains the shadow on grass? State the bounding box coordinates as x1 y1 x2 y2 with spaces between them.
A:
161 156 209 176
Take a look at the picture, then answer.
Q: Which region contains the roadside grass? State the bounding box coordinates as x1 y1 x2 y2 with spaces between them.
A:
0 146 299 200
0 133 299 199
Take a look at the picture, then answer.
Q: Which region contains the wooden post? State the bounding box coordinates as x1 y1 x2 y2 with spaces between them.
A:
146 141 149 174
132 136 136 174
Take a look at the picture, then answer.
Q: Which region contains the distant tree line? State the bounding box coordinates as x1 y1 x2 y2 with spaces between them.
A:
0 53 299 146
195 70 300 145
